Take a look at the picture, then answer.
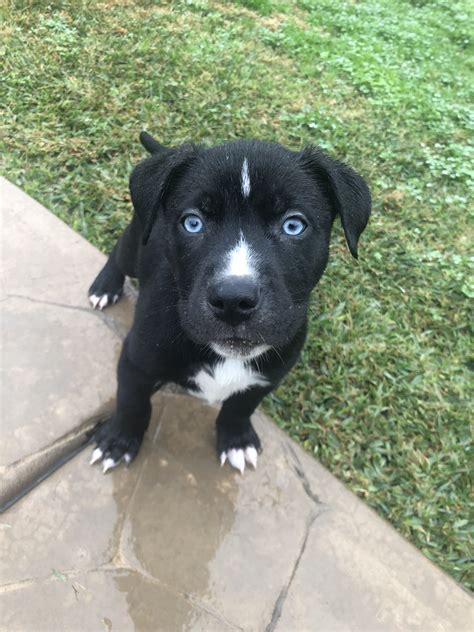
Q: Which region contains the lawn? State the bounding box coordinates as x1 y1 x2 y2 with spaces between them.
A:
2 0 472 589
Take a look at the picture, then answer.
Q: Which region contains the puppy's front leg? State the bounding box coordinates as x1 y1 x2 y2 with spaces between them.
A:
91 338 157 473
216 386 272 474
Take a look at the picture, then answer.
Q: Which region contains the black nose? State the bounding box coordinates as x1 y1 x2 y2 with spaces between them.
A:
208 276 261 323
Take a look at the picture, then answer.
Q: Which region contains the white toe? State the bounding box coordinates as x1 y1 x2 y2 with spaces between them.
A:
102 458 118 474
98 294 108 310
123 453 132 465
89 294 100 309
90 447 103 465
244 446 258 469
228 448 245 474
220 451 227 466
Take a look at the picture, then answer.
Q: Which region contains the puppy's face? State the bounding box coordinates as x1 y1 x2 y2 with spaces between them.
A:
130 139 371 358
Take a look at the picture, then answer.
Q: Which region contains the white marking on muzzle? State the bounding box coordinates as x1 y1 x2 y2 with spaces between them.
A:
241 158 251 198
211 343 270 361
223 234 257 278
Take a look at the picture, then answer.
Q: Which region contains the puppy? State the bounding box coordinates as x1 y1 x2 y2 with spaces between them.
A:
89 133 371 474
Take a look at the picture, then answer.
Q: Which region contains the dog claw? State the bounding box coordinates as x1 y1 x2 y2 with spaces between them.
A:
89 294 100 309
102 457 118 474
220 445 259 473
89 293 114 310
90 447 103 465
245 446 258 469
228 448 245 474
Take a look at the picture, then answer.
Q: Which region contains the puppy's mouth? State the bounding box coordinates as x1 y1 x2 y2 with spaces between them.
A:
211 338 270 360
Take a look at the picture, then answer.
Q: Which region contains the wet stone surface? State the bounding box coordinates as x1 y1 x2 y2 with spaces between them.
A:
1 178 473 631
119 398 318 631
1 568 236 632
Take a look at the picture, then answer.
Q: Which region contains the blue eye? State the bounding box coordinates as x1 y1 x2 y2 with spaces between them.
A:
182 214 204 233
282 216 307 236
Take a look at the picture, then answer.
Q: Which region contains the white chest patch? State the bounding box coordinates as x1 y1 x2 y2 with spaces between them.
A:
190 358 268 405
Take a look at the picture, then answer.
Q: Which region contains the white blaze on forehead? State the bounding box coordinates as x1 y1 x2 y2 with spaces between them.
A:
241 157 251 198
223 234 257 277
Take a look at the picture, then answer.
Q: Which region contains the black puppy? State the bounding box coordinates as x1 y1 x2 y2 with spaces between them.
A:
89 132 371 474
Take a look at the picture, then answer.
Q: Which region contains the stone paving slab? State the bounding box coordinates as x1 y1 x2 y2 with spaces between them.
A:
1 177 135 465
1 568 234 632
118 397 315 631
1 178 472 631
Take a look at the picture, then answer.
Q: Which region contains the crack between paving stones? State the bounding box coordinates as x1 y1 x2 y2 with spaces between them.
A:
100 563 243 631
109 447 156 568
265 511 321 632
4 413 105 470
283 441 323 506
6 293 126 340
107 463 149 568
0 566 96 593
0 577 39 593
108 405 165 568
0 560 241 631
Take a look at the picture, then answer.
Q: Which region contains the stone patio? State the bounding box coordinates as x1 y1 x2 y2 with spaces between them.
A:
1 176 472 631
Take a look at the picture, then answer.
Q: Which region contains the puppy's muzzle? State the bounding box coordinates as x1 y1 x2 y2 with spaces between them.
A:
207 276 261 325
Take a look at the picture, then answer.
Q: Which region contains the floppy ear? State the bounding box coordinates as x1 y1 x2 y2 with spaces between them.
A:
129 133 198 245
299 146 371 258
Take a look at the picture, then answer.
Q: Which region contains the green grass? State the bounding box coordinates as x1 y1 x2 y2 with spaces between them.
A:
2 0 473 589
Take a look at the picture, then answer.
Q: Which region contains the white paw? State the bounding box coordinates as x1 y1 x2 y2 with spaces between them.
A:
89 447 131 473
89 293 118 310
220 446 258 474
89 293 108 310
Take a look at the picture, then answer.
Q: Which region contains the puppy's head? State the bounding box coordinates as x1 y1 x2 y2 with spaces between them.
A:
130 133 371 358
